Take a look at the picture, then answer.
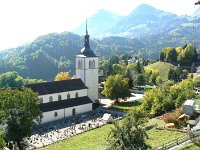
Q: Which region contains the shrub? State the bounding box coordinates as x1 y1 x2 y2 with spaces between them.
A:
162 108 184 128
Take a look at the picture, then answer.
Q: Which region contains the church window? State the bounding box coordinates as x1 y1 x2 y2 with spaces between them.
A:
80 60 83 68
78 60 83 69
58 95 62 101
89 60 92 69
72 108 76 115
92 60 95 68
49 96 53 102
54 112 58 117
40 98 43 104
75 92 78 98
67 93 70 99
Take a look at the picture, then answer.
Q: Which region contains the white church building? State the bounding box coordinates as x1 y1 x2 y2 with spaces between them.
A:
26 25 98 124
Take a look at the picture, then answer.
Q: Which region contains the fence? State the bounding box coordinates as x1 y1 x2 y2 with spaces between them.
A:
154 130 200 150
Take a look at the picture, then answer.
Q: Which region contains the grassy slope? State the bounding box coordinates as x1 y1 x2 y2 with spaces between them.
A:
41 124 112 150
110 100 143 112
145 62 175 81
41 118 185 150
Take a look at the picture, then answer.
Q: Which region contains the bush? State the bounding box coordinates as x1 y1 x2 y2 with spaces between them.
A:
162 108 184 128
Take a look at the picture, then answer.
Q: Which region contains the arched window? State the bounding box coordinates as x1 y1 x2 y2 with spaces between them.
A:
49 96 53 102
92 60 95 68
40 98 43 104
78 60 83 69
72 108 76 115
67 93 70 99
78 60 80 68
58 95 62 101
75 92 78 98
89 60 92 69
80 60 83 69
54 112 58 117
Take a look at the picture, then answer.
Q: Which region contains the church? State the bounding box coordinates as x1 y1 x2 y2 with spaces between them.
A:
26 25 99 124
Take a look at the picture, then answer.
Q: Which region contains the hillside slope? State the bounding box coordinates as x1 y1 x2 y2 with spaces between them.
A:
145 62 175 81
0 32 149 80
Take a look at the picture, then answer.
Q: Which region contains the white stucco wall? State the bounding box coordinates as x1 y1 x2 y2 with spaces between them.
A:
76 56 99 102
41 109 64 124
64 103 92 117
38 89 87 103
41 103 92 124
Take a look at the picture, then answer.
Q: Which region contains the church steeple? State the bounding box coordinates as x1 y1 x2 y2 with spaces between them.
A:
84 19 90 48
79 20 96 57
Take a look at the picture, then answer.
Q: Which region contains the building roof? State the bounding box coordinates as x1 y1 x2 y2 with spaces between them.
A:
40 96 93 112
79 20 96 57
25 79 87 95
184 100 195 106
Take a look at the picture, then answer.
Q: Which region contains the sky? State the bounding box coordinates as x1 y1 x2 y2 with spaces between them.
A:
0 0 198 50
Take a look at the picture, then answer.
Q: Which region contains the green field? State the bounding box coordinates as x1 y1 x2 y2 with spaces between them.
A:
41 117 185 150
110 100 143 112
145 62 175 81
194 98 200 105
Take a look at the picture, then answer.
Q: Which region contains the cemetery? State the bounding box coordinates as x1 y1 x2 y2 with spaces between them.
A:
25 108 124 149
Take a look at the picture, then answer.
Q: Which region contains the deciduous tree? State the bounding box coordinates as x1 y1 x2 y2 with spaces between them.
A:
108 108 149 150
0 131 6 149
102 74 131 102
55 72 71 81
0 88 42 150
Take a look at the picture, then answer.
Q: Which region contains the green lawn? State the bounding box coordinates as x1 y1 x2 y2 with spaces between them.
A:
147 129 185 148
109 100 143 112
145 62 175 81
41 124 112 150
40 117 185 150
194 98 200 106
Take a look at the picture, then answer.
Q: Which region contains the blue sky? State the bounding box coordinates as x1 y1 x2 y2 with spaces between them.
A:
0 0 198 50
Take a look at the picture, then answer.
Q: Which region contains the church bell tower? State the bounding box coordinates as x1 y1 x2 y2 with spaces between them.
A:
76 21 99 102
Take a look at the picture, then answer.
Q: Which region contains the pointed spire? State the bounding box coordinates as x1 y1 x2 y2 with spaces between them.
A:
84 19 90 48
79 20 96 57
86 19 88 35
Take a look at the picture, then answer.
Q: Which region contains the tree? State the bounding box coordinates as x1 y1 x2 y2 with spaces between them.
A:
160 52 165 61
0 131 6 149
126 63 138 88
0 71 23 88
112 63 127 75
156 76 163 86
109 55 119 65
55 72 71 81
136 60 142 74
161 47 177 63
168 67 182 83
102 75 131 102
99 59 110 76
134 74 146 86
108 108 149 150
191 62 195 74
0 88 42 150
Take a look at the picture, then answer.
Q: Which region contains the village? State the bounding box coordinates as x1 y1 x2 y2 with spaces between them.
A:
2 1 200 150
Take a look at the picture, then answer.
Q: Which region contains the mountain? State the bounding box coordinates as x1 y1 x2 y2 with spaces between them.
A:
73 9 123 37
73 4 200 48
0 49 13 59
108 4 187 37
0 32 150 80
1 4 200 80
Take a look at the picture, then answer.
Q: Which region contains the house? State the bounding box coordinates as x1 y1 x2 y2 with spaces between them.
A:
183 100 195 116
26 24 99 124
